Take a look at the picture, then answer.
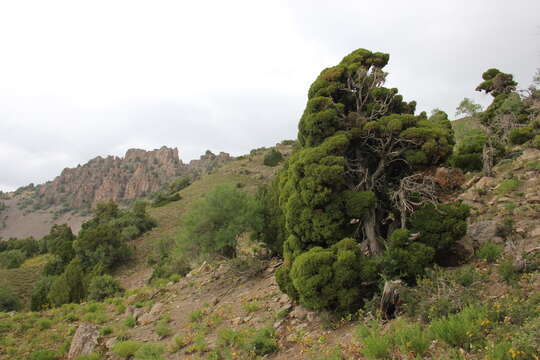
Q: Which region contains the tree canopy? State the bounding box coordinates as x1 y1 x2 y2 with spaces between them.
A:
274 48 463 311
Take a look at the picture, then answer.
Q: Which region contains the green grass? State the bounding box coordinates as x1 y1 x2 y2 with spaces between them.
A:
478 243 503 263
0 265 44 309
495 178 520 196
451 117 483 146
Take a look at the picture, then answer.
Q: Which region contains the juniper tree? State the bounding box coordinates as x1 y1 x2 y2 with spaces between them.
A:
280 49 453 256
275 49 457 311
475 69 530 175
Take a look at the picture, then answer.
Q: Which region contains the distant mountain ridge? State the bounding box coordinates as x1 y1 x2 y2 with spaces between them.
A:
31 146 233 210
0 147 232 239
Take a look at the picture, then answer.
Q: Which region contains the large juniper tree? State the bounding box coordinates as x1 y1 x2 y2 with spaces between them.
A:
275 48 458 311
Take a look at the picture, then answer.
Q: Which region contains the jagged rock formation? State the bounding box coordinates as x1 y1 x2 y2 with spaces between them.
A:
188 150 233 177
30 147 232 211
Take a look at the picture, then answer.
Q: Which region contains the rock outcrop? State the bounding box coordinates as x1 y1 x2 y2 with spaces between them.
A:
28 147 232 210
67 323 100 359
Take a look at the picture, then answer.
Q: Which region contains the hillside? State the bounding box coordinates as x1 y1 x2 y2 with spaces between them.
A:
1 141 539 359
0 148 232 240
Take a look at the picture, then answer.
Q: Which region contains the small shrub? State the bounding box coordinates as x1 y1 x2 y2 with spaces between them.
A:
247 327 278 356
508 127 534 145
134 343 165 360
87 275 124 301
29 350 59 360
0 286 21 312
263 149 284 166
189 309 205 322
124 316 137 328
155 322 172 338
356 321 393 359
38 318 52 330
112 340 143 358
532 134 540 149
100 326 113 336
498 261 519 284
242 300 261 313
170 335 189 352
455 266 476 287
495 218 514 238
478 242 502 263
392 319 431 358
430 305 487 350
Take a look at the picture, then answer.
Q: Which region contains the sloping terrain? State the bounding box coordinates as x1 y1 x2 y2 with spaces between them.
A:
0 148 233 240
1 143 539 359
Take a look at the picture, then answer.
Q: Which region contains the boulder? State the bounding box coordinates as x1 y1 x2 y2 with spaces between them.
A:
67 323 100 360
290 306 310 320
138 302 164 325
467 220 503 246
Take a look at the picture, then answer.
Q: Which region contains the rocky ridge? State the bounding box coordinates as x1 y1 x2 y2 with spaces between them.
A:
26 147 232 211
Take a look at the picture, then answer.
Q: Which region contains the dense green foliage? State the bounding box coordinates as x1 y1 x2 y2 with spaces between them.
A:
74 201 155 270
151 176 190 207
178 184 261 258
23 200 156 309
0 237 41 269
0 285 21 312
449 134 486 172
254 179 285 256
0 249 27 269
287 238 378 311
263 149 284 167
274 48 462 311
87 275 124 301
30 276 55 311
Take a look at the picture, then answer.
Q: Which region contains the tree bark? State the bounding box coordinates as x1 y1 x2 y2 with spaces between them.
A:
364 207 383 256
482 140 494 177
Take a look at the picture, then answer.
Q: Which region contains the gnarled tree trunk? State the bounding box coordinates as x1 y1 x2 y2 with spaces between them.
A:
364 207 383 256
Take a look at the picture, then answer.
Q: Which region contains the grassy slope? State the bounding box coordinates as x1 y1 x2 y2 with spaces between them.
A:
451 116 483 146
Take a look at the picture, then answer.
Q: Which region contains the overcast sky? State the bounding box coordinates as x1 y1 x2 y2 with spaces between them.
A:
1 1 539 191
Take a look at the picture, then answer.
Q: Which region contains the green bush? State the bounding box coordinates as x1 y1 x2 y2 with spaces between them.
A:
381 229 435 284
284 238 378 311
0 286 21 312
74 201 155 271
263 149 284 166
124 316 136 328
532 134 540 149
509 127 534 145
408 202 470 260
498 261 519 284
87 275 124 301
478 242 502 263
430 305 487 350
38 318 52 330
0 249 26 269
134 343 165 360
450 134 486 172
112 340 143 358
254 180 286 257
29 350 59 360
178 184 261 258
247 327 278 356
356 321 393 359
